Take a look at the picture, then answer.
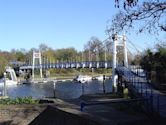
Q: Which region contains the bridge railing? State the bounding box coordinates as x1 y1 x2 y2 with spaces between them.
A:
19 61 113 70
116 66 166 117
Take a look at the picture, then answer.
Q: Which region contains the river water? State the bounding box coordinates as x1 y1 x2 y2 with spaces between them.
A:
0 80 112 99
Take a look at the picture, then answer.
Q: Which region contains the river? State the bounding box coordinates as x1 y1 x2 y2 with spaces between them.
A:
0 80 112 99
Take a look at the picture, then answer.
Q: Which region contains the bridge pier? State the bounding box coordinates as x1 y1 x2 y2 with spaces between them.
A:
112 33 118 93
32 51 42 80
112 33 128 93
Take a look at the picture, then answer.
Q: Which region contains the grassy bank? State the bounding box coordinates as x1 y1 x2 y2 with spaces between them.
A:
0 97 38 105
32 68 112 80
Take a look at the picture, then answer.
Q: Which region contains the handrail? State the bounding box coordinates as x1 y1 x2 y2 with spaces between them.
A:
80 98 148 111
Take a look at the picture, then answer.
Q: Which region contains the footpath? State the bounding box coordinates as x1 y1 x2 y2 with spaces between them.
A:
30 93 160 125
0 93 165 125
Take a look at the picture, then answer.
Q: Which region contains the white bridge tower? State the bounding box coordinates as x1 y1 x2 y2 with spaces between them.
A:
32 51 42 80
112 33 128 92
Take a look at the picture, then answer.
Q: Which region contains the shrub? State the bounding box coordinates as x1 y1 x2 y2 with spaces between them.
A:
0 97 39 105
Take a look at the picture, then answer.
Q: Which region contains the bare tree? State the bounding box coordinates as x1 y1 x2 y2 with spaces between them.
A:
114 0 139 8
110 0 166 34
84 37 104 61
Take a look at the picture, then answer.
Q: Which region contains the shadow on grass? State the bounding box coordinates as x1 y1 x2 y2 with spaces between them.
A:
0 120 13 125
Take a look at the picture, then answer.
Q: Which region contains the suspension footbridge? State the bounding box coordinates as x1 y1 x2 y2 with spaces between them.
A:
18 33 166 118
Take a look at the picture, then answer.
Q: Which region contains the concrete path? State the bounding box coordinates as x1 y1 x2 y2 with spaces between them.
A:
63 94 157 125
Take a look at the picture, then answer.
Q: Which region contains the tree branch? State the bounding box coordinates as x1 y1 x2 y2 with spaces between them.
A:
111 1 166 33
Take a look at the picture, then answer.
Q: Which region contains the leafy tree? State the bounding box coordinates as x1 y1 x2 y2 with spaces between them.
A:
42 48 56 64
0 53 8 77
154 46 166 83
15 51 26 62
55 48 78 62
1 51 15 61
140 42 166 83
141 49 154 71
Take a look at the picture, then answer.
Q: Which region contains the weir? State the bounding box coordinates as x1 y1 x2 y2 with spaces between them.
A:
6 66 17 82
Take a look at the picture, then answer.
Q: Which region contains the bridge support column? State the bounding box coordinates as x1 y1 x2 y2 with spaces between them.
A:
112 33 118 93
123 34 128 68
32 51 42 81
112 33 128 93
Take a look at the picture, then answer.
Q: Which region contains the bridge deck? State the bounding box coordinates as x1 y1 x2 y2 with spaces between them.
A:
20 61 112 70
116 66 166 118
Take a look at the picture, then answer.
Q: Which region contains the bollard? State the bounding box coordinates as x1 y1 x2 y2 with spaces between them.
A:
82 83 85 95
157 95 160 114
141 79 143 96
53 80 56 98
80 102 85 111
145 84 148 97
103 75 106 93
150 87 153 97
150 95 153 114
3 72 7 97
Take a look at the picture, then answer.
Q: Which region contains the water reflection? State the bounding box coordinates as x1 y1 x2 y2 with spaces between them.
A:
0 80 112 99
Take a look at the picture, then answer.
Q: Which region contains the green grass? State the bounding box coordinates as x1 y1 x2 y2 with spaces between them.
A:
30 68 112 80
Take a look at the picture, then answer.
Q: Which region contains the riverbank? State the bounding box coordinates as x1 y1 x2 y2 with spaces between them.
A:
19 73 112 83
0 104 47 125
20 68 112 81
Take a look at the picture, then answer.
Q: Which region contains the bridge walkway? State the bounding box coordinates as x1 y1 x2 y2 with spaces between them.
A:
116 66 166 118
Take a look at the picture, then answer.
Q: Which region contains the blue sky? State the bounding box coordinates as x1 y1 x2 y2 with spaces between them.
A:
0 0 164 52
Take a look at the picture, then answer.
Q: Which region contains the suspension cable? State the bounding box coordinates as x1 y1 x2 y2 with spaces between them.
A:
126 37 142 54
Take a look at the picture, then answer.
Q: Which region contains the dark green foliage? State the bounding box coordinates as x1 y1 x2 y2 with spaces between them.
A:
140 45 166 83
55 48 78 61
0 54 8 77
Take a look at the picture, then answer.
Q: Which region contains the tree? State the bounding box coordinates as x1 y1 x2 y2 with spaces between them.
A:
42 48 56 63
141 49 154 72
140 43 166 84
84 37 104 61
114 0 139 8
110 0 166 34
55 48 78 62
14 51 26 62
0 53 8 77
39 43 49 52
